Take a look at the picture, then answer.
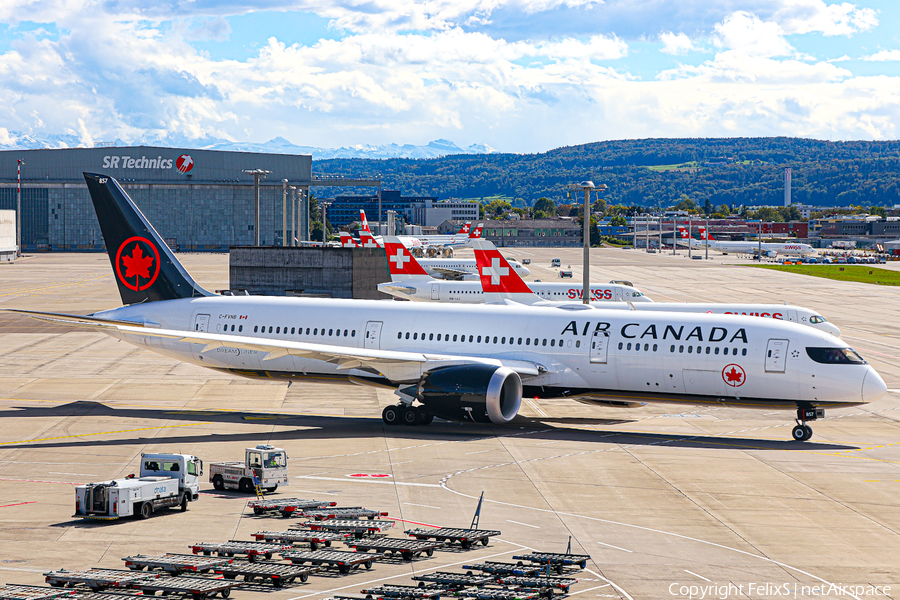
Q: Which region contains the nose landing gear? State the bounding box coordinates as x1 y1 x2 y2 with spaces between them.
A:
792 406 823 442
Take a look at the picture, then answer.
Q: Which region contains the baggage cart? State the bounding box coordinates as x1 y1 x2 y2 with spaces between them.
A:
282 550 382 574
496 577 576 594
300 508 388 521
405 528 500 549
251 530 350 550
190 541 293 561
452 590 540 600
306 520 394 538
213 559 320 588
461 563 541 577
360 585 442 599
411 573 494 590
70 592 144 600
348 539 443 561
122 554 231 574
134 576 240 600
511 554 589 573
44 569 157 591
0 586 77 600
246 498 336 517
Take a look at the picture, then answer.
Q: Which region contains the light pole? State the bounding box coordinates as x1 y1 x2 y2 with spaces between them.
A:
705 216 709 260
242 169 271 246
567 181 606 305
282 179 288 247
16 159 24 257
688 215 692 258
321 201 332 243
289 186 297 246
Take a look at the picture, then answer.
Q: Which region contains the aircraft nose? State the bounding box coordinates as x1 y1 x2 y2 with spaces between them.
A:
824 322 841 337
520 266 531 276
862 367 887 403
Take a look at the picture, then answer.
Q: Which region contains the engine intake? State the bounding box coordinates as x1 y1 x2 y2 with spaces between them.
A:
418 364 522 424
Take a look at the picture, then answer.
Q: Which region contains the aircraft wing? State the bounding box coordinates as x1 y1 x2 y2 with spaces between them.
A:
428 267 472 280
11 309 546 383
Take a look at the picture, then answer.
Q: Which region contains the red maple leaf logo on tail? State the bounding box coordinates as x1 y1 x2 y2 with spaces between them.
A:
122 245 154 281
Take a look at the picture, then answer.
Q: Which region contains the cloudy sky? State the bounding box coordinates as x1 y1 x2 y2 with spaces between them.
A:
0 0 898 152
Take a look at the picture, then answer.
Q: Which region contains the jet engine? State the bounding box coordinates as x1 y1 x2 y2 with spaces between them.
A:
417 365 522 424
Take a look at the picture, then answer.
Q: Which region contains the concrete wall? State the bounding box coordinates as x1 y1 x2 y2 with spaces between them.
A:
229 246 391 299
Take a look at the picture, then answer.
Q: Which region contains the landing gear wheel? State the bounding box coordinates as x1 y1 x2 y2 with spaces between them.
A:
401 406 420 426
792 425 813 441
420 410 433 425
415 407 431 425
803 425 813 440
382 405 401 426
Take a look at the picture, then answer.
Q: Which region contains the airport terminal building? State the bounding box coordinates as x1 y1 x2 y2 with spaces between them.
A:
0 147 312 251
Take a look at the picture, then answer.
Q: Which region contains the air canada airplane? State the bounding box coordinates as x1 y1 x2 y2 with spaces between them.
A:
679 226 815 257
377 237 651 303
11 174 887 442
468 241 841 336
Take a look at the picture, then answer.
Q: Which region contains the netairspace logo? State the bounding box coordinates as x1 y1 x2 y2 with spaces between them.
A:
668 582 892 599
102 155 176 170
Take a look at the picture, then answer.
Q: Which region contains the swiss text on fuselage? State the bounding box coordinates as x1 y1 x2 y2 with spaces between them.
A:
560 321 748 343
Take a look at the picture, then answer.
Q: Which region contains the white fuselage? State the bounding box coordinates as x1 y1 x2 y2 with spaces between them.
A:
692 239 814 256
416 257 531 279
379 279 650 304
94 296 880 409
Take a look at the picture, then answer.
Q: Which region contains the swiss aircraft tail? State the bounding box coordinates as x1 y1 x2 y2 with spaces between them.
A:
472 239 541 305
458 223 471 235
466 223 483 245
358 210 382 247
83 173 212 305
383 236 431 281
339 232 360 248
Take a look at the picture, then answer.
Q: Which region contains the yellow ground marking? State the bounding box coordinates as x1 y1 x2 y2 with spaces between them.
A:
0 422 211 446
0 273 111 298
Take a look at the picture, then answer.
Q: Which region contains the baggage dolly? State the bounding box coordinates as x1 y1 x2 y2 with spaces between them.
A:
44 569 158 591
461 563 541 577
70 592 144 600
348 538 443 561
511 554 590 574
213 559 320 588
246 498 336 518
306 520 394 538
190 541 294 561
360 585 442 599
0 585 77 600
122 554 232 574
405 528 501 549
452 589 540 600
134 576 240 600
251 530 350 550
411 573 494 590
496 577 577 594
282 550 382 574
300 508 389 521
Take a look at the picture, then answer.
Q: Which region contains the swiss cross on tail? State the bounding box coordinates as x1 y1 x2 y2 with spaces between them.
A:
473 240 532 294
383 236 429 277
339 232 360 248
458 223 471 235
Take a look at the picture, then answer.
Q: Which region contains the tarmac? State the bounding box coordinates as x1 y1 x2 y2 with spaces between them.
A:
0 247 899 600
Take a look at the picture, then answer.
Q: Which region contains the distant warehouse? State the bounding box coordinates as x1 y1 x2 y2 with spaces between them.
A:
0 146 311 251
482 219 582 247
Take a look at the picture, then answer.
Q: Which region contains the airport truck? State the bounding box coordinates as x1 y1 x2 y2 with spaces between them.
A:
208 445 289 493
74 453 202 520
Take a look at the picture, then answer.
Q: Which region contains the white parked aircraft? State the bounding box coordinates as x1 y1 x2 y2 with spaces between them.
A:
378 237 650 303
469 240 840 336
678 226 814 257
12 174 886 442
351 210 479 254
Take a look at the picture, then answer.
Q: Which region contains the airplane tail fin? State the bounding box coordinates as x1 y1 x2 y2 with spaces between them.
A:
340 232 360 248
383 236 431 281
466 223 483 245
472 239 541 305
358 209 382 247
458 222 471 235
83 173 212 305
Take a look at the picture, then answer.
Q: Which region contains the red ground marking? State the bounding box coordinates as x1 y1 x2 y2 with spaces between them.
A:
0 501 37 508
385 517 442 528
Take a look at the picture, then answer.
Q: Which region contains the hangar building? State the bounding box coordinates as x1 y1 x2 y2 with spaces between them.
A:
0 146 312 251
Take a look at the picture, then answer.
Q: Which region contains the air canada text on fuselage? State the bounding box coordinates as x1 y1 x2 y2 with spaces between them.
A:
560 320 748 343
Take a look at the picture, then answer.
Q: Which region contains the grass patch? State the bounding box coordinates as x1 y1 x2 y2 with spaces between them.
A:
750 264 900 286
647 161 700 172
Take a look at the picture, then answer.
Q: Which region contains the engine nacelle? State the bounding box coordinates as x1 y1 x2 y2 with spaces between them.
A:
418 365 522 424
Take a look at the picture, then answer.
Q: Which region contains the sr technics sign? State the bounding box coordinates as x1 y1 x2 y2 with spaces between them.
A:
102 154 194 171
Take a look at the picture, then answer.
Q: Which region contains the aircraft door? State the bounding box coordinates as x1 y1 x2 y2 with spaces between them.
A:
365 321 383 349
431 283 440 300
589 330 609 364
765 339 789 372
193 314 210 332
787 309 798 323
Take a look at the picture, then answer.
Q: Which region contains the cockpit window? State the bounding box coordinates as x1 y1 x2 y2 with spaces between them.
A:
806 347 866 365
809 315 826 324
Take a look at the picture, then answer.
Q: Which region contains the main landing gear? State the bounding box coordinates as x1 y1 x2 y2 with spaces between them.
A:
792 406 824 442
382 404 434 426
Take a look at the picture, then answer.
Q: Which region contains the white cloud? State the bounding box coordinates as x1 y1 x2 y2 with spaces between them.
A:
773 0 878 36
864 49 900 62
713 11 794 58
659 32 694 56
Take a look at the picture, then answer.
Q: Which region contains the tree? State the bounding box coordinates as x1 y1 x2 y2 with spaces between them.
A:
703 198 713 216
593 198 607 216
609 215 627 227
485 198 512 217
674 195 697 213
778 206 801 221
533 197 556 217
718 204 731 215
869 205 887 218
751 207 783 222
557 204 574 217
